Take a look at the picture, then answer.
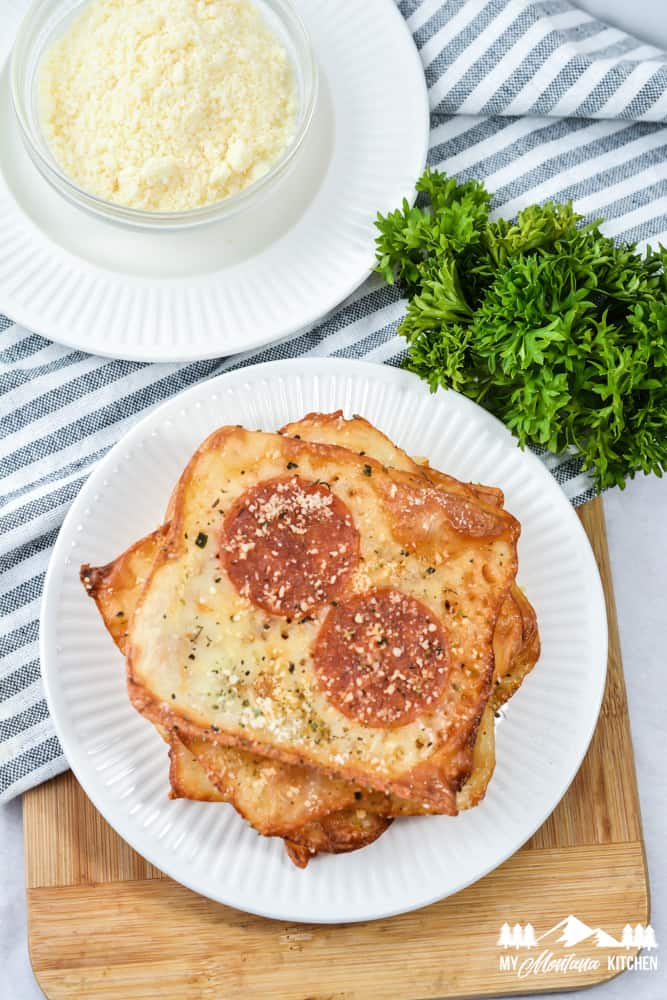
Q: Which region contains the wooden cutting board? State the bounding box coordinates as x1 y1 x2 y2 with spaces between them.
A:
24 498 649 999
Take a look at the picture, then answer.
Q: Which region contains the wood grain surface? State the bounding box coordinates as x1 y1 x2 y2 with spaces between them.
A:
24 498 649 999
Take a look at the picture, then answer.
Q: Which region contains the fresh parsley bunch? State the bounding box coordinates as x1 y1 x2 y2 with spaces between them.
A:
375 169 667 492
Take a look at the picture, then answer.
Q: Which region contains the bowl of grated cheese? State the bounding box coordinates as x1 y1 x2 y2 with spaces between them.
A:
11 0 317 229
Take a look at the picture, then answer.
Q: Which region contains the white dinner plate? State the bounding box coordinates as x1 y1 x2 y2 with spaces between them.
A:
41 359 608 923
0 0 428 361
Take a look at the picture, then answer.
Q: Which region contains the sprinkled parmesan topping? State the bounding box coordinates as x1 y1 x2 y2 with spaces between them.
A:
124 422 520 808
221 476 360 616
313 588 449 728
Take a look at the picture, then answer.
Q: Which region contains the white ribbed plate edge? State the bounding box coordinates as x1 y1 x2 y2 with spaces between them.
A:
41 360 608 923
0 0 428 361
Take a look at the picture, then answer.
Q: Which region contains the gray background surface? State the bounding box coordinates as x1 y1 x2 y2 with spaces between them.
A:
1 1 666 997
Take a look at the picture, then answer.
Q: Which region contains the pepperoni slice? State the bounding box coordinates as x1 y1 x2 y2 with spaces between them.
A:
221 477 360 616
313 588 449 728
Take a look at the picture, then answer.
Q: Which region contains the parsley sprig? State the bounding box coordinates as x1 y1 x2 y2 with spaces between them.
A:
375 169 667 492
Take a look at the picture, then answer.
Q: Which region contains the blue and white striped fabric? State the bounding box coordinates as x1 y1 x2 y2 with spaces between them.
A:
3 0 667 801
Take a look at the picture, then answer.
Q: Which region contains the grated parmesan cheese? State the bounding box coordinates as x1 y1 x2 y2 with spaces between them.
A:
38 0 298 211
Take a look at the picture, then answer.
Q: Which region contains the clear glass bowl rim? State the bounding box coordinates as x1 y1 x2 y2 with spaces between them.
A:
10 0 318 230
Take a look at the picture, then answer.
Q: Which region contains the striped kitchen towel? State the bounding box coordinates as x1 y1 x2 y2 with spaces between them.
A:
3 0 667 801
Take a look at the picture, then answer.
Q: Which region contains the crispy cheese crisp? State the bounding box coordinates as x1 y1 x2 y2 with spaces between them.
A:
125 426 520 810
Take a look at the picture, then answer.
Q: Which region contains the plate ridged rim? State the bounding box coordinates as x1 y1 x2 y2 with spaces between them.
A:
0 0 429 361
40 359 608 923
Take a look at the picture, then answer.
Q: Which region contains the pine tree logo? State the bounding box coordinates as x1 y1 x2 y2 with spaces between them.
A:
497 923 512 948
497 917 658 951
496 922 539 949
523 924 538 948
622 924 658 949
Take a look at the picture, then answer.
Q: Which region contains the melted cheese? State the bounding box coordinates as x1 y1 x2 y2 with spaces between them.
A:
129 428 519 800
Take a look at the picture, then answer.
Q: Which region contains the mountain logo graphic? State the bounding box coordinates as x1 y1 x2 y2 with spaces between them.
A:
540 915 620 948
496 916 658 951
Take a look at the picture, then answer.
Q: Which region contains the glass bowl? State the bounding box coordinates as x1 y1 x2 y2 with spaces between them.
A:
10 0 318 230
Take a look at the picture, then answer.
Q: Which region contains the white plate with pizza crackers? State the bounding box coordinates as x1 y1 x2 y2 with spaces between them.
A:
40 359 607 923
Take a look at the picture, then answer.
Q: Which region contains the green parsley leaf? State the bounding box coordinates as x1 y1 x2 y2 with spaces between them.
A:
375 169 667 492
